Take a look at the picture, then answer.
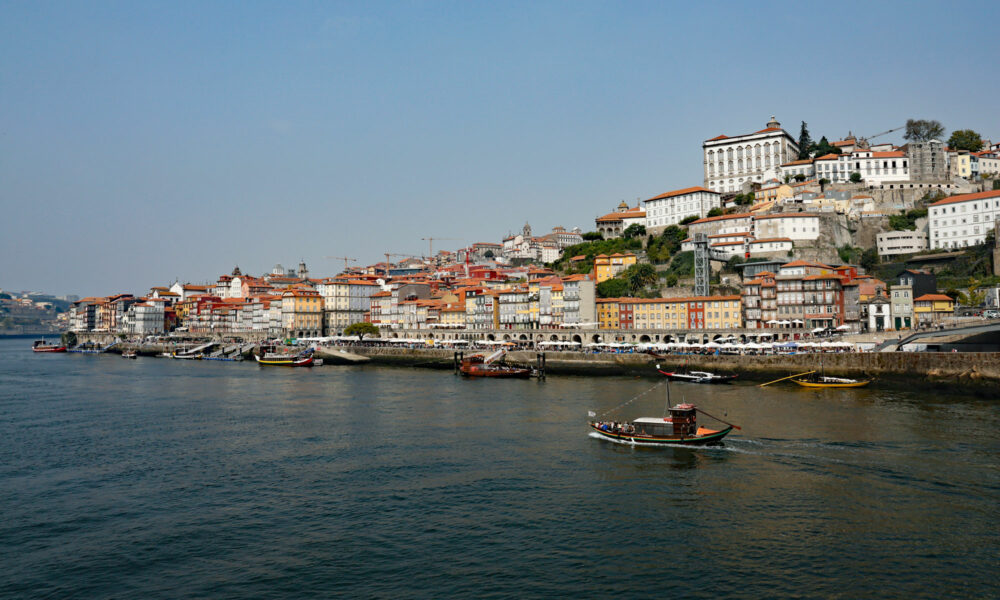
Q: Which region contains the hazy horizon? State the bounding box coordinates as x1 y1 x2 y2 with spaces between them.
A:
3 1 998 297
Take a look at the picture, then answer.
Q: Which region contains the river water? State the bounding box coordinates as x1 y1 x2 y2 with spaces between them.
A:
1 338 997 598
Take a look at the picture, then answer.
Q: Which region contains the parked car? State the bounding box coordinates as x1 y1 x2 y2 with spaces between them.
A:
984 309 1000 319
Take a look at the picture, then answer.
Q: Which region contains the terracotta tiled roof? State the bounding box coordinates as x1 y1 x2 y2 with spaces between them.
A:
644 186 718 202
689 212 753 225
929 189 1000 207
914 294 953 302
705 134 729 141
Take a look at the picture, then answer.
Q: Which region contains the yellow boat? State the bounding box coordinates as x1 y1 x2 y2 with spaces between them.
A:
792 376 871 388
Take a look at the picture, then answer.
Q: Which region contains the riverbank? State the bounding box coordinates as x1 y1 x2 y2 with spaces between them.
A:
339 346 1000 389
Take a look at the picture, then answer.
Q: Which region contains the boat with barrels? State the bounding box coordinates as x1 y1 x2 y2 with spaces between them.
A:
32 339 67 353
590 403 735 446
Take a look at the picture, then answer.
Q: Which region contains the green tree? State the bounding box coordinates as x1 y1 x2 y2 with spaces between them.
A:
947 129 983 152
624 263 658 296
679 215 699 225
622 223 646 239
706 207 724 218
582 231 603 241
860 247 879 272
904 118 945 142
793 174 807 182
344 322 380 340
797 121 813 160
664 273 679 287
596 278 629 298
0 292 11 300
955 277 986 307
810 136 841 157
483 249 494 258
849 172 863 183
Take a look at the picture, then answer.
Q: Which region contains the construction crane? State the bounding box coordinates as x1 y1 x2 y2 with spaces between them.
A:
325 256 357 272
860 126 904 148
421 237 460 258
382 252 421 276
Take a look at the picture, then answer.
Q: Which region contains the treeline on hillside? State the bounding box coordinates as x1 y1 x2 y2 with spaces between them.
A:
888 208 928 231
551 237 643 273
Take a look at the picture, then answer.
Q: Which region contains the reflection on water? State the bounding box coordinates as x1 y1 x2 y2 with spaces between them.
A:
0 339 997 599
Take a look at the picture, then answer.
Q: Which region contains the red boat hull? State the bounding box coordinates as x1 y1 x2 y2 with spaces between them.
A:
32 346 67 353
460 365 532 378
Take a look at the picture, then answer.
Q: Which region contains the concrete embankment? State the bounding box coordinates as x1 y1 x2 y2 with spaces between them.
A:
341 346 1000 390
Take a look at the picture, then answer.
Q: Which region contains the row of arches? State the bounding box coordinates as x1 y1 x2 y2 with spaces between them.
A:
385 330 800 344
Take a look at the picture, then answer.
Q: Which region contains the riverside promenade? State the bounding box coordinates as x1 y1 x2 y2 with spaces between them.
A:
341 346 1000 389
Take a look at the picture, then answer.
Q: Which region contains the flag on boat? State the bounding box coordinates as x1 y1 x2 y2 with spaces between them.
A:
587 411 596 417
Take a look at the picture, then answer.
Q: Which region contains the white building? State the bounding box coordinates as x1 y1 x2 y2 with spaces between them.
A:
778 158 815 181
928 189 1000 249
877 230 928 258
686 212 754 238
642 186 721 231
124 301 165 335
703 116 800 193
813 149 910 186
752 213 821 241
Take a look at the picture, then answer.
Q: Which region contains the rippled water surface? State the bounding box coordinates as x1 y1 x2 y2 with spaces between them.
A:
1 338 998 598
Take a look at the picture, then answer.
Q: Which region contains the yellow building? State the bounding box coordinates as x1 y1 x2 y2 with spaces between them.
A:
596 295 742 330
754 182 794 204
281 289 323 337
596 299 620 329
440 304 467 327
913 293 955 324
594 253 637 283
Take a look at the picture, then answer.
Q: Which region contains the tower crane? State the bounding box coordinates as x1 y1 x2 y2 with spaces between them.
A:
421 237 460 258
382 253 422 276
325 256 357 272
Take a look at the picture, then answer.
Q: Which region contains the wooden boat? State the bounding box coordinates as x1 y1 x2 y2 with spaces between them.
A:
657 369 737 384
255 345 314 367
459 353 532 378
32 339 67 353
792 375 870 388
121 349 138 359
590 403 735 446
171 351 203 360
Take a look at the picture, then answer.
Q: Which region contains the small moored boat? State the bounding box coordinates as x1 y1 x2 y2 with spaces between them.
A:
121 349 138 359
32 339 67 353
459 351 533 378
657 369 737 384
792 375 870 388
255 345 315 367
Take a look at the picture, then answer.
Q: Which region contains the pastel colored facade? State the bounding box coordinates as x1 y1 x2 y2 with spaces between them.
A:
913 294 955 324
754 182 794 205
889 284 914 330
317 278 380 333
561 274 596 326
593 253 637 283
281 289 322 338
642 187 721 231
947 150 972 178
741 271 777 329
928 190 1000 249
123 300 166 335
597 296 742 330
974 151 1000 176
876 230 928 258
703 116 799 193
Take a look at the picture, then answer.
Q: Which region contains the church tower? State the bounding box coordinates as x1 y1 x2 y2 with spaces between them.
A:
297 260 309 280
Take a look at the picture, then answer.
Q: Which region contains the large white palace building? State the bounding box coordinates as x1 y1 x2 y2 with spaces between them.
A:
703 116 800 194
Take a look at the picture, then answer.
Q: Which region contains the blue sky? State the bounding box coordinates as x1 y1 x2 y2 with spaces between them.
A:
2 1 998 296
